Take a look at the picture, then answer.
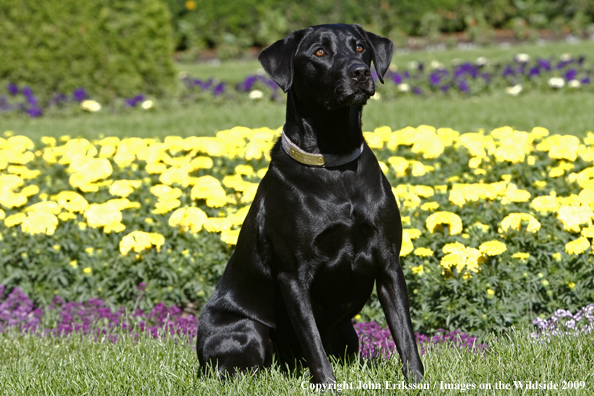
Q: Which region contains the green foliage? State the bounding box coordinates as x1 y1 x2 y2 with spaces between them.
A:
166 0 594 57
0 0 176 103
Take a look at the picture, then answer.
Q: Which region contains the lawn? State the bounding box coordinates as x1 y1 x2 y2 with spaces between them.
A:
0 327 592 395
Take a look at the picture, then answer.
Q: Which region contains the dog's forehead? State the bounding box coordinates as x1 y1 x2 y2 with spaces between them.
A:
300 24 363 47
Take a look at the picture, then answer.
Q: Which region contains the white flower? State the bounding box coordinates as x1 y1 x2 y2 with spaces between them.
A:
397 83 411 93
408 61 419 70
370 92 381 100
515 53 530 63
568 79 581 88
141 100 154 110
430 60 444 69
505 84 523 96
249 90 263 100
81 100 101 112
548 77 565 89
560 53 572 62
475 56 489 66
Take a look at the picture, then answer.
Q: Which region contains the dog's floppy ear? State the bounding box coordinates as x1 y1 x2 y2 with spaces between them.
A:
351 24 394 84
258 30 304 93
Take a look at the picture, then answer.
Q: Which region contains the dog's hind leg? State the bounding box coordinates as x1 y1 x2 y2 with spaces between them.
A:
323 318 359 362
198 318 274 379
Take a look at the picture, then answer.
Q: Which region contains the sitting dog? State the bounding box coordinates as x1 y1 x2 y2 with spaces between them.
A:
197 23 424 386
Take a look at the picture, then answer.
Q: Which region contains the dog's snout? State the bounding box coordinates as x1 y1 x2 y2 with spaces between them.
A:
348 64 371 82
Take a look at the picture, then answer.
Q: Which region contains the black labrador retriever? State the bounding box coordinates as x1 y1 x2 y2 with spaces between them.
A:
196 23 424 386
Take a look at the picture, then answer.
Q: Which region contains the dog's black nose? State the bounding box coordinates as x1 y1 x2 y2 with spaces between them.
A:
349 64 371 82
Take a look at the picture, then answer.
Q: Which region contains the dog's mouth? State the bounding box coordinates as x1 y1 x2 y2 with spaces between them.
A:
328 84 375 109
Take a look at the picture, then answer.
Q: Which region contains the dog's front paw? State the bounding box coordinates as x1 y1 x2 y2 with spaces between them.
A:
402 361 424 383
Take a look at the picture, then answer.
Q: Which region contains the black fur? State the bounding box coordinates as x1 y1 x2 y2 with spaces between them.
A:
196 24 424 386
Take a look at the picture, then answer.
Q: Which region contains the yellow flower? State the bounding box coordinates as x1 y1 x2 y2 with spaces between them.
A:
500 213 541 233
440 246 482 279
486 288 495 298
411 264 425 275
552 252 561 261
581 226 594 238
531 196 559 213
160 167 190 187
150 184 182 200
565 237 590 255
103 221 126 234
69 260 78 269
421 201 439 211
185 0 196 10
479 240 507 256
403 228 422 240
557 205 593 233
400 234 414 257
85 203 122 229
191 176 228 208
413 247 433 257
442 241 465 254
21 212 59 235
426 211 463 235
54 191 89 213
119 231 165 255
4 213 26 227
69 157 112 188
169 207 208 233
58 212 77 222
83 267 92 274
25 201 61 215
220 229 240 245
568 282 576 289
109 180 142 198
512 252 530 260
85 247 94 255
153 199 181 214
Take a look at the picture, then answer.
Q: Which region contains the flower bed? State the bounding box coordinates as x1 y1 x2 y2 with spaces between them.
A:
1 125 594 334
0 285 487 357
2 53 593 118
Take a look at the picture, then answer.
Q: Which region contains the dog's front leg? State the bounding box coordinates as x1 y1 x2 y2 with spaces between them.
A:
277 272 337 387
376 259 424 382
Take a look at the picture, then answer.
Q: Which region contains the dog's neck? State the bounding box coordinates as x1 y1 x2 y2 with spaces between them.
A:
283 89 364 155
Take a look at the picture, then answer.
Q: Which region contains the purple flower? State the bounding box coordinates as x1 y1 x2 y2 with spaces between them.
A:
124 94 145 107
213 83 225 96
458 79 470 93
564 69 577 81
27 106 42 118
429 71 441 86
528 67 541 78
7 83 18 95
392 72 403 84
502 65 515 78
538 59 551 71
137 282 147 292
412 87 422 95
581 77 590 84
73 87 88 102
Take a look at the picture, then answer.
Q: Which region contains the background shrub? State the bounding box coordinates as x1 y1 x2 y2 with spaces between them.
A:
0 0 177 103
167 0 594 58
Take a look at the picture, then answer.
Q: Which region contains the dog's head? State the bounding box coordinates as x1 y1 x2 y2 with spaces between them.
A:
258 24 393 110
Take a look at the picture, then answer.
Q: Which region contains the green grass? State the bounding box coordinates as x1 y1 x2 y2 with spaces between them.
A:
2 90 593 141
176 39 594 83
1 327 592 395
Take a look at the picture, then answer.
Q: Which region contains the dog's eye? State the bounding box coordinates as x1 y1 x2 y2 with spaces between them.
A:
314 48 325 57
356 45 364 53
